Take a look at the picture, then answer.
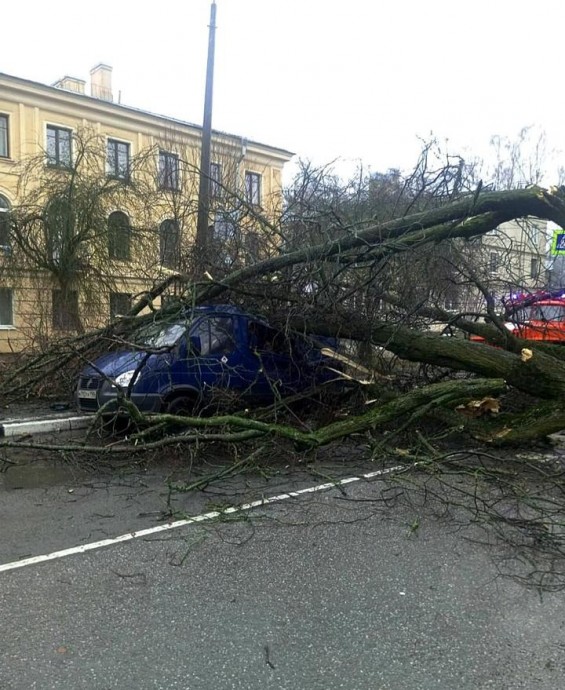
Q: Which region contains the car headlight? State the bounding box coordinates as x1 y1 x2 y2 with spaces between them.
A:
114 370 137 388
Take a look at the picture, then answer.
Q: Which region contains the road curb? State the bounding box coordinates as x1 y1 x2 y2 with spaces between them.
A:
0 415 91 438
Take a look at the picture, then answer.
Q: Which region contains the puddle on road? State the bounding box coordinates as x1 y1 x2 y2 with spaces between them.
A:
1 460 87 490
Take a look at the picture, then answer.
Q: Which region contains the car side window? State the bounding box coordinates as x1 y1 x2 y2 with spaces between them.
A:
248 321 291 355
192 316 235 355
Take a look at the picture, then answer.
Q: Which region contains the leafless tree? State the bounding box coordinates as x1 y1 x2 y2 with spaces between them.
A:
7 127 158 344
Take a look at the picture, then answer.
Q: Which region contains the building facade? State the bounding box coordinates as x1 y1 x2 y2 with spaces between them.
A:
0 65 293 352
483 219 547 291
440 217 549 316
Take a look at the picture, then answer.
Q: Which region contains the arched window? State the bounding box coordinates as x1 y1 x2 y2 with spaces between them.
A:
45 197 73 262
159 219 180 268
108 211 131 261
0 195 11 249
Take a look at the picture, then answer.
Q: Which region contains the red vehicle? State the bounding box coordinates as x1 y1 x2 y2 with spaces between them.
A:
471 290 565 344
502 290 565 343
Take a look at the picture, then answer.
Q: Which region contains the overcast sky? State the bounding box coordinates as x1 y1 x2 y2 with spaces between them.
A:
3 0 565 181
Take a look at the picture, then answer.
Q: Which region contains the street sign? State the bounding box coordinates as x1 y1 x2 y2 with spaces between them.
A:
551 230 565 255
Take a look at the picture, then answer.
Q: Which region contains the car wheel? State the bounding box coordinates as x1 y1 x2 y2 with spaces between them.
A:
165 395 197 416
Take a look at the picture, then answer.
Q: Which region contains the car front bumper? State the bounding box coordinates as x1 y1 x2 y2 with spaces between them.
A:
75 378 163 415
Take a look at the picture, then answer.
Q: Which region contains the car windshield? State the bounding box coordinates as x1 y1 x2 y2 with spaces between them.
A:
132 321 187 348
511 305 565 323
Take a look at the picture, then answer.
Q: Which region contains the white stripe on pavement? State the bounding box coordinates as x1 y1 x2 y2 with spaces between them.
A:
0 464 407 573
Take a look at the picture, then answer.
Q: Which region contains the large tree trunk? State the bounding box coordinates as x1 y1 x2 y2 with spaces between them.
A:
285 314 565 400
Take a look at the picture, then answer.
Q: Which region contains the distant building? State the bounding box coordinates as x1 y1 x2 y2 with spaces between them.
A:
482 218 547 293
444 218 549 315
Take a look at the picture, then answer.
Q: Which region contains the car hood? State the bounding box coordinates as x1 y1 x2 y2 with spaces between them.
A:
81 350 168 380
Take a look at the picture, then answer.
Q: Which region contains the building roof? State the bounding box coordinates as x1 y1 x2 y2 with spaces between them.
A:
0 71 295 162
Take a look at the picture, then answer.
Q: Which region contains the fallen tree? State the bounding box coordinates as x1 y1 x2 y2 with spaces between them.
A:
5 165 565 591
2 185 565 453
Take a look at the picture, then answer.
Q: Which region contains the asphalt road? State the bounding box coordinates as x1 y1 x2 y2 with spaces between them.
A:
1 462 565 690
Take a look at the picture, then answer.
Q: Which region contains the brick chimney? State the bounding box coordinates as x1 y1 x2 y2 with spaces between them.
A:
90 64 113 102
53 76 86 94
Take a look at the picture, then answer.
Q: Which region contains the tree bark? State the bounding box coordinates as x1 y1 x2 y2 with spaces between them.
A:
288 314 565 400
104 377 508 450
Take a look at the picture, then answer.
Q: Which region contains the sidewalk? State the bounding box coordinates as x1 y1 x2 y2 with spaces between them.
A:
0 399 91 437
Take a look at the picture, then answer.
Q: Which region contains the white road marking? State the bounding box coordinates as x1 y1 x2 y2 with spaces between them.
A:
0 464 406 573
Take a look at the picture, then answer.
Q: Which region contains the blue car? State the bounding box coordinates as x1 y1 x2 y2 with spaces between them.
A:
76 305 341 415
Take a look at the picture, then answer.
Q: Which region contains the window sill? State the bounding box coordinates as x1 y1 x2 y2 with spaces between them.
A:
45 163 72 171
0 325 16 330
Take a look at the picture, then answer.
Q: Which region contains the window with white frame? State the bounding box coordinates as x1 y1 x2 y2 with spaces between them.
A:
45 197 73 263
0 195 11 249
244 171 261 206
0 288 13 326
159 219 180 268
107 139 130 180
0 115 8 158
209 162 222 198
110 292 131 319
213 214 237 243
108 211 131 261
46 125 72 168
52 289 80 331
489 252 499 274
158 151 180 191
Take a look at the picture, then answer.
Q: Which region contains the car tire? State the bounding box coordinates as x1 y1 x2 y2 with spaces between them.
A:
165 395 197 417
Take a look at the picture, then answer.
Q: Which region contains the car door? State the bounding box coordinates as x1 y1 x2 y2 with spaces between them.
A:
178 315 250 400
246 320 304 399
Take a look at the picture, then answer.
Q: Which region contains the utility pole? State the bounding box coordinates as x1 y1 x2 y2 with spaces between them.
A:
195 0 217 264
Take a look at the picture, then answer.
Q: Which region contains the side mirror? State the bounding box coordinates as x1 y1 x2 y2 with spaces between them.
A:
189 335 202 355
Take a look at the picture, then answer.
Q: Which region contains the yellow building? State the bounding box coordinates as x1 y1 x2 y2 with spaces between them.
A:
0 65 293 352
